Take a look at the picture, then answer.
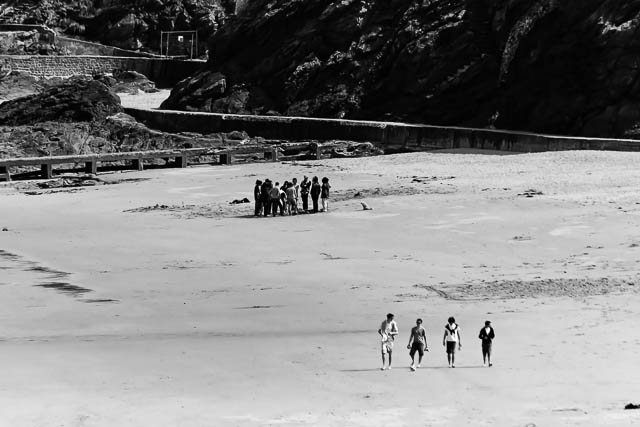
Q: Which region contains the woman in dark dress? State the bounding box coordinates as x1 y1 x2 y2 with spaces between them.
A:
261 179 272 216
254 180 263 216
310 176 321 213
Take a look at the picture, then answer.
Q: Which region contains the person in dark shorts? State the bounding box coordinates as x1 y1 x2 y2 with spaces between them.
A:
442 316 461 368
478 320 495 367
407 318 428 370
253 180 262 216
310 176 321 213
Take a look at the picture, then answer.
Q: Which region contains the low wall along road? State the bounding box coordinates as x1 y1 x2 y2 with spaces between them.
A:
127 108 640 153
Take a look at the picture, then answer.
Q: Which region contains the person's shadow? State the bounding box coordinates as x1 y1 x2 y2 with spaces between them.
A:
340 365 486 372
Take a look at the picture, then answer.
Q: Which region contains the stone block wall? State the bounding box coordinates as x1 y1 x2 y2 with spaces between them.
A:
56 37 162 58
0 55 204 87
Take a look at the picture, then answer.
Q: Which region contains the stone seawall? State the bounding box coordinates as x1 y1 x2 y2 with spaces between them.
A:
126 108 640 153
0 55 204 87
55 37 161 58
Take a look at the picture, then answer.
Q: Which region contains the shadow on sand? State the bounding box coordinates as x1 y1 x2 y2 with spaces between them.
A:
340 365 489 372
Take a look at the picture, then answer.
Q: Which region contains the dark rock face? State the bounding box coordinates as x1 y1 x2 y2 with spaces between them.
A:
162 70 227 110
0 0 233 54
0 77 123 125
163 0 640 138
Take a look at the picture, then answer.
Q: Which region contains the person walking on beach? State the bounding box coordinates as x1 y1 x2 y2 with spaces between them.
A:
261 179 272 217
442 316 461 368
254 180 263 216
407 318 428 370
320 177 331 212
478 320 495 367
310 176 321 213
270 182 281 217
378 313 398 370
300 176 310 212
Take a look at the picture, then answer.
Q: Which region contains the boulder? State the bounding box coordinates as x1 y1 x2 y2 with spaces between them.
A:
109 70 159 94
0 71 41 103
0 78 123 126
161 71 226 110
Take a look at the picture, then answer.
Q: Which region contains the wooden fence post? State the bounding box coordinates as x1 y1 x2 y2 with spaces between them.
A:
0 166 10 182
41 163 53 179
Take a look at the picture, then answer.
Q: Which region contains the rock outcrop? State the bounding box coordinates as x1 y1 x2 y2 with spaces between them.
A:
107 70 159 94
0 77 122 125
162 0 640 139
0 29 57 54
0 70 41 102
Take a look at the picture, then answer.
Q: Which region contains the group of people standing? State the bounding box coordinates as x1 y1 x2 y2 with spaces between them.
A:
378 313 495 371
253 176 331 217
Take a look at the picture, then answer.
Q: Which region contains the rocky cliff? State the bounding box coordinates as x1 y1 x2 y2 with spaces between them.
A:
0 0 233 53
162 0 640 138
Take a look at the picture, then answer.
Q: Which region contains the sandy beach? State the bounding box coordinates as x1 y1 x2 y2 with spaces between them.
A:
1 150 640 426
118 89 172 109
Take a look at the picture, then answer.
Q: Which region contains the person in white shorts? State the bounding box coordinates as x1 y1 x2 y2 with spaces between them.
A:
442 316 462 368
378 313 398 370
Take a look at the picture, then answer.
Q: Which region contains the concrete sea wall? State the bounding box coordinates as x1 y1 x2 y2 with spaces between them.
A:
0 55 204 87
126 108 640 153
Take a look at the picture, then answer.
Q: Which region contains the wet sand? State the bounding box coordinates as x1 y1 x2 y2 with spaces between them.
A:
1 151 640 426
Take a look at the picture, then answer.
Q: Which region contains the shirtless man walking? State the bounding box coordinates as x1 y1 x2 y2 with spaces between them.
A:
378 313 398 370
407 318 428 370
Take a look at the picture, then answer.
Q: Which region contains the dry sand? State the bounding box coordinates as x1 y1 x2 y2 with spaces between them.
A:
118 89 171 109
1 150 640 426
